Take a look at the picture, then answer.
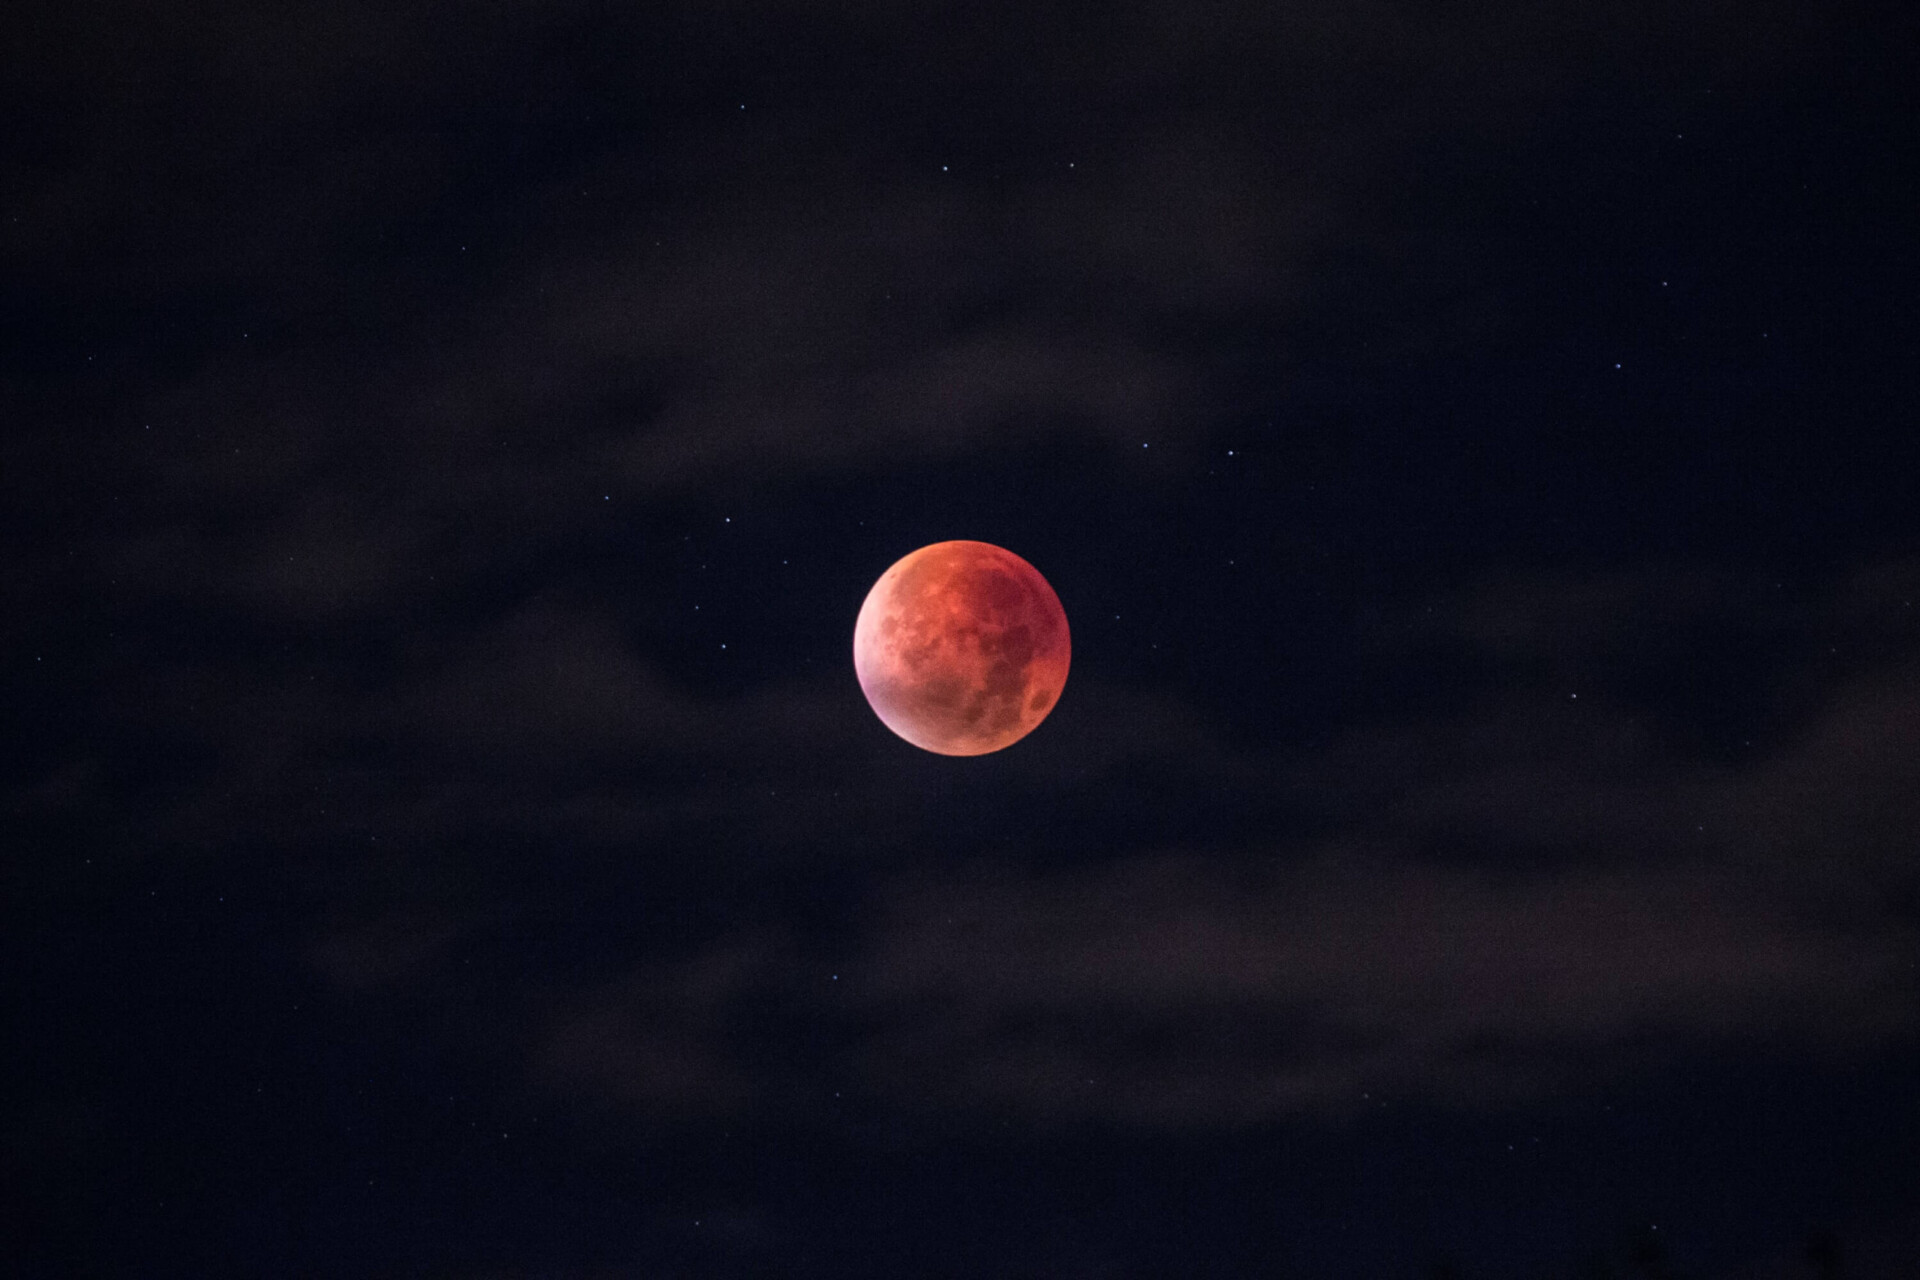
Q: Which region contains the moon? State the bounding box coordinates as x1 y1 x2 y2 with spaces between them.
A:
853 540 1071 755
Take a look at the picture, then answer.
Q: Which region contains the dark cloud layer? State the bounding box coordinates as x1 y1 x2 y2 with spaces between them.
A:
520 563 1920 1128
8 0 1920 1275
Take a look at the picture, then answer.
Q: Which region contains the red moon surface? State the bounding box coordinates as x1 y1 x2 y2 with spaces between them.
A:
853 541 1071 756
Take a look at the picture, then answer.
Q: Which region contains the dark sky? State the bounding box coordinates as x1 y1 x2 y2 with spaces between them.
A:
7 1 1920 1276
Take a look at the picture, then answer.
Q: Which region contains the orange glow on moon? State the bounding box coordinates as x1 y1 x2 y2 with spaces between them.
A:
853 540 1071 756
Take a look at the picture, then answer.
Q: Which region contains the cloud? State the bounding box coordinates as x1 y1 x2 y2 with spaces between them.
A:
515 561 1920 1128
888 857 1910 1122
307 908 462 991
1334 563 1920 877
17 0 1851 659
384 601 711 753
14 0 1906 1148
531 833 1913 1128
541 938 775 1116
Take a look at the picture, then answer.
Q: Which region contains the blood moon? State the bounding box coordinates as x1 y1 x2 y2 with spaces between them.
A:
853 540 1070 755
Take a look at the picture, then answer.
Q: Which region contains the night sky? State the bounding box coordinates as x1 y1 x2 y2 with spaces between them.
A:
7 1 1920 1276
